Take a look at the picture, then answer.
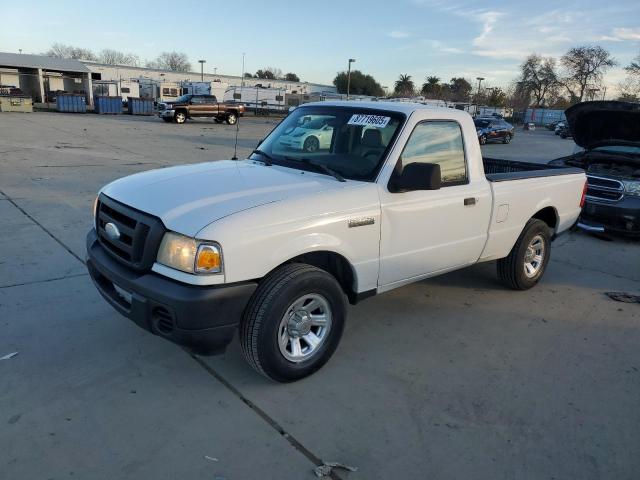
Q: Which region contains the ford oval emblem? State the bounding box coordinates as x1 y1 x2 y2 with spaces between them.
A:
105 222 121 241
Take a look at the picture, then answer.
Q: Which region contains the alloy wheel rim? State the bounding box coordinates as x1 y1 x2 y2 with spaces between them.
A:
278 293 332 363
523 234 545 278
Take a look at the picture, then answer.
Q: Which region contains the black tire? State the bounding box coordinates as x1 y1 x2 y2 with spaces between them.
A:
479 135 487 145
162 117 172 123
503 134 511 144
174 110 187 124
497 219 552 290
303 136 320 152
226 112 238 125
240 263 347 382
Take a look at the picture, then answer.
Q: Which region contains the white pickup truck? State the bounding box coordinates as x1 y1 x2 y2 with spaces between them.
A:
87 101 586 382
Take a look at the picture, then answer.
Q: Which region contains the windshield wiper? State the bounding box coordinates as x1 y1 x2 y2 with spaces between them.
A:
251 149 273 166
285 156 346 182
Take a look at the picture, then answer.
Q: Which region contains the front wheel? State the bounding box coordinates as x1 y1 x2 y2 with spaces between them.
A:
503 134 511 144
174 111 187 124
497 219 551 290
226 112 238 125
479 135 487 145
240 264 346 382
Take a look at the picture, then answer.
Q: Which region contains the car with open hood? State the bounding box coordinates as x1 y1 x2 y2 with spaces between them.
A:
549 101 640 235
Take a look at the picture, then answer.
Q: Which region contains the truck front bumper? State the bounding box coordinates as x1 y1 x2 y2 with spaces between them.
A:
158 109 175 119
86 229 257 354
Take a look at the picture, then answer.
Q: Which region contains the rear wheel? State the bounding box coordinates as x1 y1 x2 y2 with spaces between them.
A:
240 263 346 382
497 219 551 290
174 111 187 124
226 112 238 125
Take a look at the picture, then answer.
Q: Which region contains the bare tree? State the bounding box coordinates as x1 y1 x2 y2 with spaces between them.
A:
519 54 559 107
625 52 640 77
45 43 97 61
147 52 191 72
560 46 616 103
98 49 139 66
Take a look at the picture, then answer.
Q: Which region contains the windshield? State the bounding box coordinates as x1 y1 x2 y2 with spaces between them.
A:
474 119 490 128
250 106 405 181
174 94 192 103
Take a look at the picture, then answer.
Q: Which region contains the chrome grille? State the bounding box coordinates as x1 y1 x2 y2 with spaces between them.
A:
96 195 165 272
585 175 624 203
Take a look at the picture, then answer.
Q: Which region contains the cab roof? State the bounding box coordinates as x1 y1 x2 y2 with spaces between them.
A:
299 100 469 119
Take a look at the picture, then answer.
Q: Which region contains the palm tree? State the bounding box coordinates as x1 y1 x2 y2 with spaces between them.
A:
394 74 415 97
421 76 441 98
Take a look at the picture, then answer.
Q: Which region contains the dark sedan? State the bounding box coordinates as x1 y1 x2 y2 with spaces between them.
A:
475 118 515 145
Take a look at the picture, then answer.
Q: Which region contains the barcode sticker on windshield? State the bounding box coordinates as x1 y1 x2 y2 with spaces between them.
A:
347 114 391 128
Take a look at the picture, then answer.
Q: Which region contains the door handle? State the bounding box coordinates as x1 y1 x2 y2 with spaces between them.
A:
464 197 476 206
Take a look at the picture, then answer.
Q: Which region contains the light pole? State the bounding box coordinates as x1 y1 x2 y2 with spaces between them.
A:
475 77 485 104
198 59 206 82
347 58 356 100
241 52 246 87
214 67 217 75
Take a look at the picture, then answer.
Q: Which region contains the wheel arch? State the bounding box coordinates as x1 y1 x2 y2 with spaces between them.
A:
267 250 361 304
531 206 559 233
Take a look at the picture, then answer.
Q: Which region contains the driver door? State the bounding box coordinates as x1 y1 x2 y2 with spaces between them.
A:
378 120 491 288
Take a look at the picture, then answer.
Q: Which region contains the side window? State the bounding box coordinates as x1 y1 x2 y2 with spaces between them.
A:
192 96 204 104
398 121 467 187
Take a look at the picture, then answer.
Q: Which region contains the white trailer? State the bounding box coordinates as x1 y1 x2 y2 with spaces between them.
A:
118 80 140 103
225 86 286 113
180 81 228 99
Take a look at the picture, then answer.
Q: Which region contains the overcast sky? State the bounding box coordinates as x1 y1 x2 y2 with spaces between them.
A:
1 0 639 94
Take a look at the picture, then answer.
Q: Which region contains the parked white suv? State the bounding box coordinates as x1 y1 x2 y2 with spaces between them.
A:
87 102 586 382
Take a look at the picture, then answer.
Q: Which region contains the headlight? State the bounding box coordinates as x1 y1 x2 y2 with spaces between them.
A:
623 180 640 197
93 196 99 228
156 232 223 275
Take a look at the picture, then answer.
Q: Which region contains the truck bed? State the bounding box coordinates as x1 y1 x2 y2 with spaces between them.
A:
483 157 584 182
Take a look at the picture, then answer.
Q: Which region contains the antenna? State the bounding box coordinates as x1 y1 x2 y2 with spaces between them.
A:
231 113 240 160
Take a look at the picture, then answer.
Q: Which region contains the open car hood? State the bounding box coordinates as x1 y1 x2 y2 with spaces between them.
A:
566 101 640 150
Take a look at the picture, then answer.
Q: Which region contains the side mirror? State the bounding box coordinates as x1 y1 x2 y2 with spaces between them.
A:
256 138 264 147
394 162 441 192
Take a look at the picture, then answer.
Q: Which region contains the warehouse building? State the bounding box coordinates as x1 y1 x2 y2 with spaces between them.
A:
0 52 93 105
81 61 336 95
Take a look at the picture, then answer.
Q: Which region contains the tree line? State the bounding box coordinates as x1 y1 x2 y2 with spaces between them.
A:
44 44 301 81
332 44 640 107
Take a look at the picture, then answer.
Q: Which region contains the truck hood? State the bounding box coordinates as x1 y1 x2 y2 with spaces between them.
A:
565 101 640 150
101 160 347 237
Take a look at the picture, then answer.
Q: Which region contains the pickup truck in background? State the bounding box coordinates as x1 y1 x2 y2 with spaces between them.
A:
87 101 586 382
549 101 640 235
158 93 245 125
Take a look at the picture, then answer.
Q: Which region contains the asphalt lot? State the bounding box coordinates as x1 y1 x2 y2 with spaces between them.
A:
1 111 639 480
